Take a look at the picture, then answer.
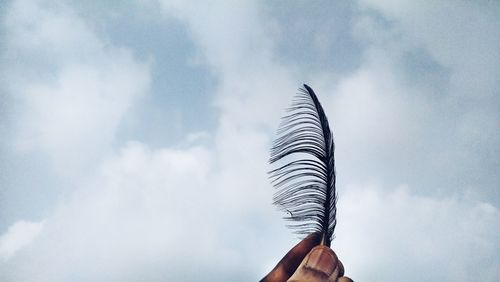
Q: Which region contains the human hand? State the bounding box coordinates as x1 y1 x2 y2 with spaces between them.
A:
261 233 353 282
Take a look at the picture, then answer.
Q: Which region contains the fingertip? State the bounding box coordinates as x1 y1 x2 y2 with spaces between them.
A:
304 232 322 245
337 277 354 282
304 245 338 277
338 259 344 277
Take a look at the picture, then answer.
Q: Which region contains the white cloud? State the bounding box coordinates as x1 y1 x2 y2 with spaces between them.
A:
358 0 500 85
0 141 283 281
158 0 297 127
0 221 44 261
156 0 302 217
3 0 151 177
316 0 500 202
3 0 103 67
336 185 499 281
1 142 212 280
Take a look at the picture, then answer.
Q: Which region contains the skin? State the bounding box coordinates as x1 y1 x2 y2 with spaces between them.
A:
261 233 353 282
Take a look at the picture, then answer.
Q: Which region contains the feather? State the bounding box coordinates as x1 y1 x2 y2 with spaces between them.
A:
269 84 337 247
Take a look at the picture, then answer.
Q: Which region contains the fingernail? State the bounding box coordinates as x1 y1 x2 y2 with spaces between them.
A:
305 246 337 276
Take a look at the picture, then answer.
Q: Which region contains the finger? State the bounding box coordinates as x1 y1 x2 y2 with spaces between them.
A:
287 245 340 282
261 233 321 282
337 277 353 282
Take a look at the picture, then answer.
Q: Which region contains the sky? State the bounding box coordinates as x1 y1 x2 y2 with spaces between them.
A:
0 0 499 281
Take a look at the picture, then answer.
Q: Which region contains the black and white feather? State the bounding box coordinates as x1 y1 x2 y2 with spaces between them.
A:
269 84 337 246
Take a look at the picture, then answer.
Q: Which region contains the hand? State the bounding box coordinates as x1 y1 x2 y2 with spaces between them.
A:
261 233 353 282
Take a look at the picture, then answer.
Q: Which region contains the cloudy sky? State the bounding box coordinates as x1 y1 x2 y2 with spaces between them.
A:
0 0 499 281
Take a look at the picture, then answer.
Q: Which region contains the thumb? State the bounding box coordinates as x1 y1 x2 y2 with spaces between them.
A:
287 245 342 282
